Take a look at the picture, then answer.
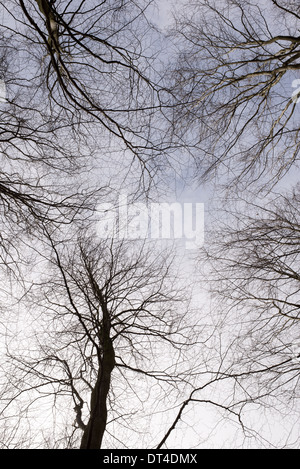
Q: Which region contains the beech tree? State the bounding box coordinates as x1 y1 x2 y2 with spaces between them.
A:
11 0 171 170
168 0 300 189
1 230 198 449
0 0 173 274
1 0 299 450
0 1 198 449
193 186 300 446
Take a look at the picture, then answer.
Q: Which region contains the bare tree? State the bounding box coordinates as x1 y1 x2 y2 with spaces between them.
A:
154 185 300 449
0 1 201 450
167 0 300 189
1 230 199 449
2 0 299 450
0 0 172 274
190 185 300 446
6 0 173 174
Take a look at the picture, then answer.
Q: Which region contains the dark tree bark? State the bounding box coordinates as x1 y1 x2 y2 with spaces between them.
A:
80 284 115 449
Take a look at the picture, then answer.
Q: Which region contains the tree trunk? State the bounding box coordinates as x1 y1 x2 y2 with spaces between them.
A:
80 332 115 449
